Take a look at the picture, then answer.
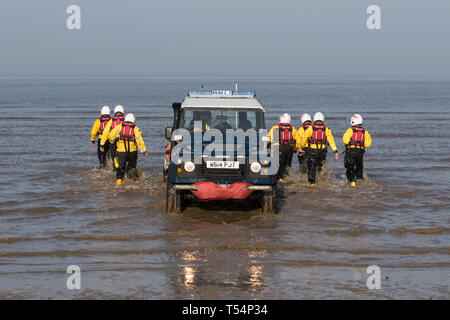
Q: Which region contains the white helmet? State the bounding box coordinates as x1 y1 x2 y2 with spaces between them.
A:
124 113 136 124
114 105 124 114
313 111 324 122
300 113 312 124
100 106 110 115
279 113 291 124
351 114 363 126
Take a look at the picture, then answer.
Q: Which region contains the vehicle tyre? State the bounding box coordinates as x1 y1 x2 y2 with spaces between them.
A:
261 184 277 215
166 183 184 214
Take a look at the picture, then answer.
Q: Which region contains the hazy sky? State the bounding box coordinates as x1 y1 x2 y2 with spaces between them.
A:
1 0 449 77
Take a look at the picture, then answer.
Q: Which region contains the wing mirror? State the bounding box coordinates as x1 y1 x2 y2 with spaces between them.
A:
165 126 172 140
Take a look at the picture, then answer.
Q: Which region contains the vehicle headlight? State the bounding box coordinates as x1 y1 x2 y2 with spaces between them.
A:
250 162 261 173
184 161 195 173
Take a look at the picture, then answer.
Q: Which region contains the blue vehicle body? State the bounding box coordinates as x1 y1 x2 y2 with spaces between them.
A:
164 91 278 214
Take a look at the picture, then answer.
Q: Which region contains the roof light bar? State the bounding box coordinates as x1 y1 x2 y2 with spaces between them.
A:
188 90 256 98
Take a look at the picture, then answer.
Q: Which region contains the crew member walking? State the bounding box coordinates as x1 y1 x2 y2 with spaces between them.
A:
296 113 312 174
90 106 111 168
300 112 338 187
268 113 299 182
343 114 372 187
101 113 148 185
100 105 125 170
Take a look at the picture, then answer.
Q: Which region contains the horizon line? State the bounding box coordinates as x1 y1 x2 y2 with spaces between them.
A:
2 74 450 80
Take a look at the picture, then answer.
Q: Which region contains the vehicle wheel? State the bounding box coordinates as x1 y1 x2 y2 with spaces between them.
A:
166 183 184 214
261 184 277 215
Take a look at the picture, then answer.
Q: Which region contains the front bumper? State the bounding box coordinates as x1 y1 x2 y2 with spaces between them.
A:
173 184 273 191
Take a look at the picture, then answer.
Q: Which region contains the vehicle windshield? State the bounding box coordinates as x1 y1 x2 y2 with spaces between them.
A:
180 108 265 132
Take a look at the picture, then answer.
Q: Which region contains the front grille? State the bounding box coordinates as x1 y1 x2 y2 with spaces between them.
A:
198 161 248 179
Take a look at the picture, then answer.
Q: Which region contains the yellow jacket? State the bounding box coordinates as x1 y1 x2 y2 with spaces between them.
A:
295 126 311 150
99 119 113 144
104 124 147 153
100 118 124 145
300 124 338 152
90 117 110 142
100 115 126 144
343 127 372 149
267 124 301 149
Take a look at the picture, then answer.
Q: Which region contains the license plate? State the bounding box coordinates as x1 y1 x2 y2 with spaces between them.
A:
206 161 239 169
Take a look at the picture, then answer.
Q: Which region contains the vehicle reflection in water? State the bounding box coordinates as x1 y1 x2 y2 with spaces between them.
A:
182 266 196 288
164 202 282 298
177 247 268 294
245 250 267 289
247 265 263 288
180 250 199 289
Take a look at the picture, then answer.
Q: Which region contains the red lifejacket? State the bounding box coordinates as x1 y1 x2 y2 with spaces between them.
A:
111 114 125 129
309 121 328 148
278 123 294 145
119 122 136 142
98 115 110 134
165 144 172 163
301 121 312 130
349 125 365 149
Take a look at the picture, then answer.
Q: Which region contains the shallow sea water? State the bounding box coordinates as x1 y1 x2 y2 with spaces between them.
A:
0 77 448 299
